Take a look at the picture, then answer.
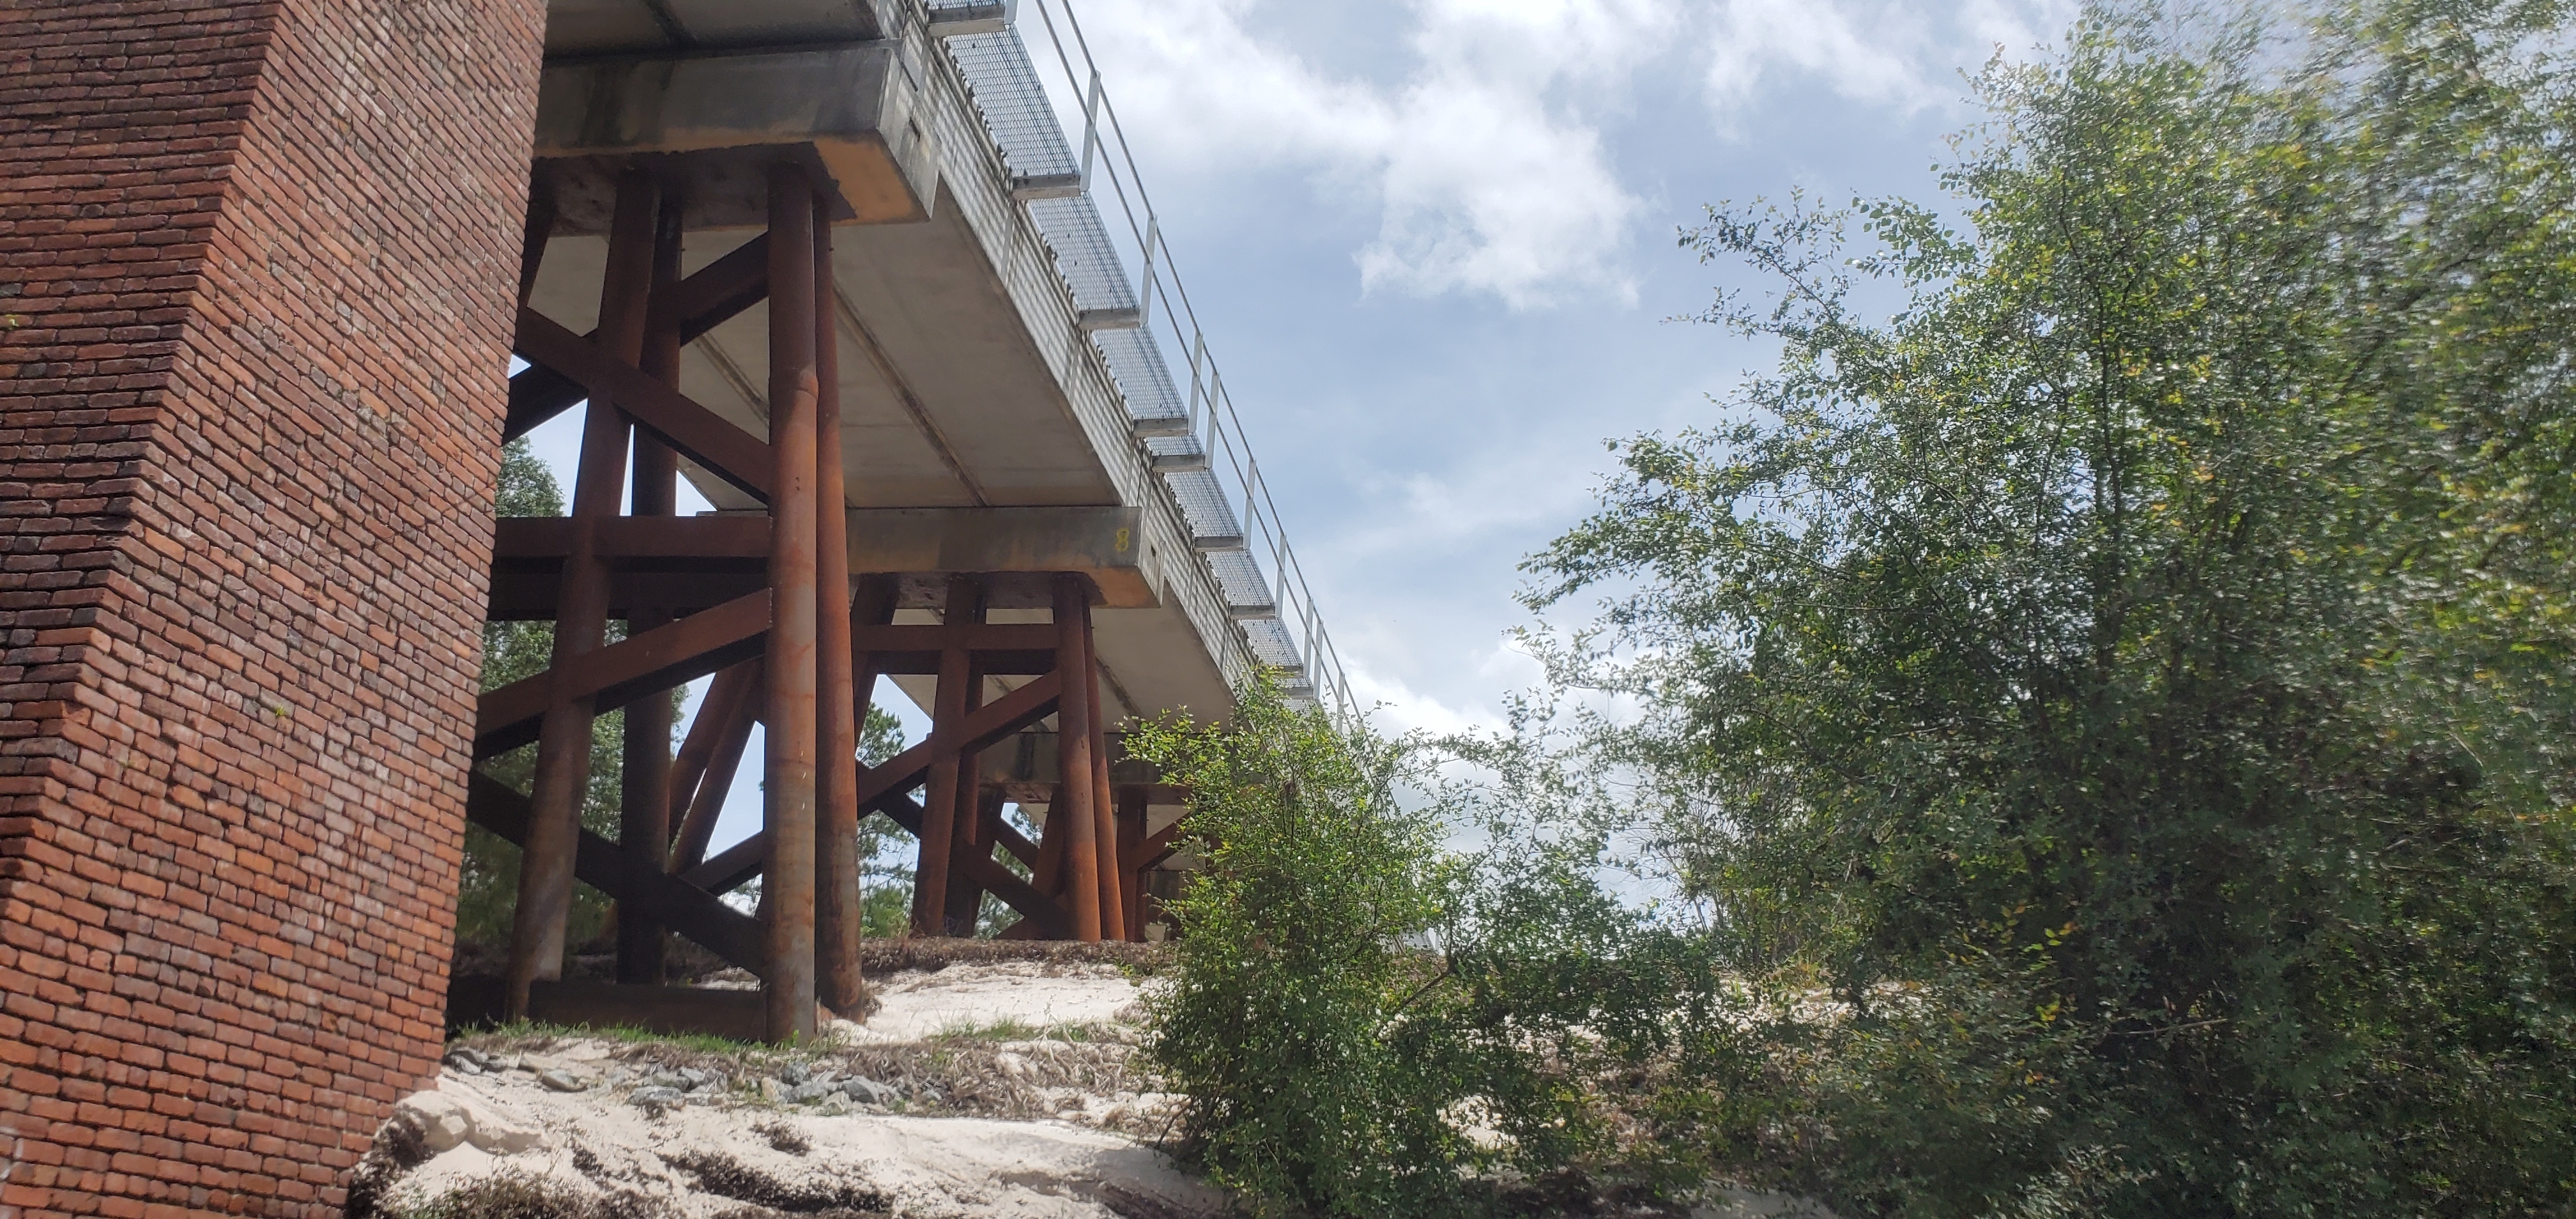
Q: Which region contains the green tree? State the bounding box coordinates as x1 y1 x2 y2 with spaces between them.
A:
1525 2 2576 1213
855 702 917 937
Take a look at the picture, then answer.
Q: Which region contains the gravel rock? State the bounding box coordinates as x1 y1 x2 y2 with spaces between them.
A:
839 1077 899 1106
461 1103 546 1154
392 1092 473 1154
538 1070 589 1093
442 1048 505 1075
785 1080 839 1104
629 1085 687 1109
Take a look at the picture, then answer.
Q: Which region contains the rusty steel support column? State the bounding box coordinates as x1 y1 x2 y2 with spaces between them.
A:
979 786 1011 862
942 654 991 936
1031 783 1066 898
763 163 822 1042
1052 575 1105 941
618 190 687 986
1117 786 1149 942
913 574 979 934
813 201 866 1015
518 176 555 307
836 576 896 937
1080 594 1124 939
668 660 756 849
848 575 896 742
507 169 654 1017
670 668 760 872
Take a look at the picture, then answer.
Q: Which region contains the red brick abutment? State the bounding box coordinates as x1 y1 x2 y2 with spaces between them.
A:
1 1 545 1213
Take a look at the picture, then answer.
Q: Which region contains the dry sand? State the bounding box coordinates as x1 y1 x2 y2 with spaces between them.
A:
835 960 1146 1044
366 963 1208 1218
364 958 1834 1218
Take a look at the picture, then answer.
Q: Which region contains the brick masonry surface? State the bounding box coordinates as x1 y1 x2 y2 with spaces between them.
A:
0 1 543 1213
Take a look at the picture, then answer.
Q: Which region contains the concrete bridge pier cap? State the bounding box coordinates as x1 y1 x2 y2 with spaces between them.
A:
0 0 548 1214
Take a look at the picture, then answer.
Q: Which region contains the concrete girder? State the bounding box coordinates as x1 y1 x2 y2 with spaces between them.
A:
533 45 939 229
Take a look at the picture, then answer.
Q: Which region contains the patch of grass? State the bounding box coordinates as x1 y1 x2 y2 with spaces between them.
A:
661 1151 888 1214
345 1100 436 1219
755 1119 811 1156
859 935 1169 976
458 1020 756 1057
390 1168 675 1219
926 1017 1116 1044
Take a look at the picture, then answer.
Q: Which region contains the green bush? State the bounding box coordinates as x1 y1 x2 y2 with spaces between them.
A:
1137 683 1789 1216
1129 681 1473 1217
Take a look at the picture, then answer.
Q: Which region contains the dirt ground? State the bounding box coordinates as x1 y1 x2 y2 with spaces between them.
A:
360 953 1199 1218
360 944 1830 1218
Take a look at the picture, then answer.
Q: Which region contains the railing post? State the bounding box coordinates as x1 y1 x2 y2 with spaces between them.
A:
1184 332 1206 435
1242 458 1259 544
1135 213 1158 330
1077 68 1103 187
1271 533 1289 618
1204 372 1223 455
1303 601 1321 687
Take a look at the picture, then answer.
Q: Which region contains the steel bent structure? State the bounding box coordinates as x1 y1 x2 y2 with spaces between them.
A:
493 0 1345 1040
0 0 1337 1211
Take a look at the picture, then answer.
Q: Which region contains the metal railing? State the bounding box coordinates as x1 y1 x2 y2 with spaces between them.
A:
905 0 1359 723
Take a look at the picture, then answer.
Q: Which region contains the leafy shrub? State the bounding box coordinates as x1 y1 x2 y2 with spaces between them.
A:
1130 681 1473 1216
1134 682 1747 1216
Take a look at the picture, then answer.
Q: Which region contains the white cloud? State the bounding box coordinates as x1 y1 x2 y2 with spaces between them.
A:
1052 0 1669 309
1341 641 1540 737
1324 459 1594 569
1041 0 2067 309
1701 0 2073 123
1705 0 1943 114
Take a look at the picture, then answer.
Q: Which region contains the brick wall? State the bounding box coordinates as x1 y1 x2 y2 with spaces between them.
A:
0 1 543 1213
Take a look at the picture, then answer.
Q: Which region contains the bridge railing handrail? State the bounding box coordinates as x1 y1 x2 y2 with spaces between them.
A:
911 0 1358 723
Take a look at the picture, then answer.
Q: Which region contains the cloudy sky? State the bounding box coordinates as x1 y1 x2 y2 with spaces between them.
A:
1029 0 2074 732
523 0 2077 847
